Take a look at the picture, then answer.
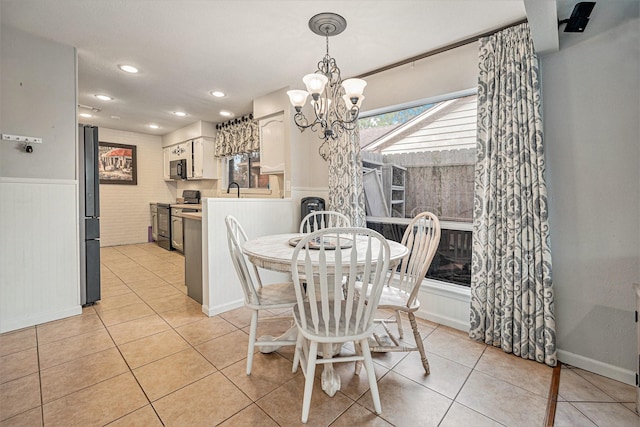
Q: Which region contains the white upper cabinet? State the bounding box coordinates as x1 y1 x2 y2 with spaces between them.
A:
259 113 285 174
163 146 172 180
192 137 217 179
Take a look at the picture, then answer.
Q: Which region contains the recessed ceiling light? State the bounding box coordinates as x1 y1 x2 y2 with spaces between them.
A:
79 113 92 118
220 111 233 117
173 111 187 117
210 91 225 98
118 64 139 74
95 94 113 101
148 124 159 129
111 115 121 120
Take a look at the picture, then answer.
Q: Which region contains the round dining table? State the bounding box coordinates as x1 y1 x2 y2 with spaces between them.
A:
242 232 408 397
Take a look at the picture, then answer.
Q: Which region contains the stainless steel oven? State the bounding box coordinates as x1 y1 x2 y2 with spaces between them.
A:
156 203 171 250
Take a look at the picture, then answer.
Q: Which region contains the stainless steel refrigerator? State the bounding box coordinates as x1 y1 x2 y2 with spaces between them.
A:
79 124 101 305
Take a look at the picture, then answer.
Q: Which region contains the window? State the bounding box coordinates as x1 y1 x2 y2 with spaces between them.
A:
226 151 269 189
360 91 477 287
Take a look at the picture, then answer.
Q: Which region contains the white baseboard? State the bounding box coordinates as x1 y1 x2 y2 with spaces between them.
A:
0 306 82 334
202 299 244 317
558 348 636 386
416 280 471 333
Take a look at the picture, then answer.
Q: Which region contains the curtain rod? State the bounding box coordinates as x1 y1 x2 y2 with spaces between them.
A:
356 18 528 79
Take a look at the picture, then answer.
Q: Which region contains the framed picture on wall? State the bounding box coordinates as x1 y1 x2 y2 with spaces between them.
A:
98 142 137 185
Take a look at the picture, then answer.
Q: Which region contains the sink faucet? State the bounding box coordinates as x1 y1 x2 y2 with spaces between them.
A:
227 181 240 198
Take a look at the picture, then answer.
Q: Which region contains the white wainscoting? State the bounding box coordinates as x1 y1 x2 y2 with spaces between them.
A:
416 279 471 332
201 198 295 316
0 178 81 333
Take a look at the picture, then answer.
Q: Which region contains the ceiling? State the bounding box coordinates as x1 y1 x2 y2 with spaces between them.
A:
0 0 599 136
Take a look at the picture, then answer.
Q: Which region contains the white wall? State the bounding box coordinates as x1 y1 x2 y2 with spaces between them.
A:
542 16 640 384
99 128 175 246
0 26 81 332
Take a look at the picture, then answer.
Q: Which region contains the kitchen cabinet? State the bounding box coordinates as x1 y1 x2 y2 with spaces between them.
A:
192 137 217 179
163 147 172 180
184 216 203 304
150 204 158 241
259 113 285 174
171 208 184 253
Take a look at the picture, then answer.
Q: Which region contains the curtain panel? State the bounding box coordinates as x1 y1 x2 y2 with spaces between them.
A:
327 129 367 227
214 119 259 157
470 23 556 366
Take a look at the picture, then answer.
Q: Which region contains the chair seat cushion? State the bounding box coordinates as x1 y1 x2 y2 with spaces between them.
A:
355 281 420 311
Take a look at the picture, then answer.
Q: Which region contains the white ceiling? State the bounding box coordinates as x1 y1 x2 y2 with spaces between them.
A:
1 0 606 136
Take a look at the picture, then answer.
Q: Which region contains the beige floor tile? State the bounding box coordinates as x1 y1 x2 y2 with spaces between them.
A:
393 350 471 399
118 269 159 284
133 284 183 302
125 277 170 291
145 294 199 313
370 346 410 370
0 407 42 427
474 345 553 398
222 352 299 401
107 405 163 426
358 370 451 426
107 314 170 345
456 370 547 427
0 373 41 422
101 282 133 298
572 368 637 403
0 347 38 384
423 326 486 368
572 402 640 427
218 403 279 426
38 328 115 370
163 272 185 285
553 402 597 426
36 314 104 345
558 368 616 402
94 292 142 312
119 329 190 369
175 315 237 346
40 347 128 403
440 402 503 426
97 302 155 326
153 372 251 425
133 348 216 401
158 304 208 328
219 306 255 328
197 329 252 370
257 374 354 426
43 373 148 427
621 402 638 413
241 316 296 341
331 402 394 427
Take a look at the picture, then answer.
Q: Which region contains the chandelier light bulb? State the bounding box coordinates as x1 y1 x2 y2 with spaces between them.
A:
303 73 329 97
341 78 367 99
287 90 309 110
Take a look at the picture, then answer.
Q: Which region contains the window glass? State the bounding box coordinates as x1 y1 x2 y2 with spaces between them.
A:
360 92 477 287
227 151 269 189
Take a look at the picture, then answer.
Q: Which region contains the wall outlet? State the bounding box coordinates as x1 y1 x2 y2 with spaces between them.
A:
2 134 43 144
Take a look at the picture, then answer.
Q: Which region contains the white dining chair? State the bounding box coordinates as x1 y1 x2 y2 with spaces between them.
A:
290 227 390 423
299 210 351 233
357 211 441 375
225 215 298 375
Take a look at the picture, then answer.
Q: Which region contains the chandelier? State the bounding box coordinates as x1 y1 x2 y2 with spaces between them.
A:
287 13 366 161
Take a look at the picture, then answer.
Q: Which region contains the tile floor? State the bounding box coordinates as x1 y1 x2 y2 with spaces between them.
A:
0 243 637 426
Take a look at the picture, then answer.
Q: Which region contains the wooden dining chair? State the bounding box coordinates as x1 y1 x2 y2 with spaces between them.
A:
225 215 298 375
290 227 390 423
356 211 441 375
299 210 351 233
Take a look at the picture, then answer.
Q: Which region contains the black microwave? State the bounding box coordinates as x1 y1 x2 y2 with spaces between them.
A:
170 159 187 180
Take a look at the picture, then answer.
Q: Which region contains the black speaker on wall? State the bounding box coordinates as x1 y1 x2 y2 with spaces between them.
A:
560 2 596 32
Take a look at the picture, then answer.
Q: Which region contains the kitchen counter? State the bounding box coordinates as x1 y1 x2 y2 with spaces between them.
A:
170 203 202 209
181 211 202 220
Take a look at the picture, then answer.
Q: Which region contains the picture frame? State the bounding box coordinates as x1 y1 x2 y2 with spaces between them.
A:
98 142 137 185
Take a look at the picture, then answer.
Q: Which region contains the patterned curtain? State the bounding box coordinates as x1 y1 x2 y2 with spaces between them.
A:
470 23 556 366
327 129 366 227
214 118 259 157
